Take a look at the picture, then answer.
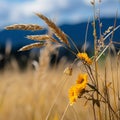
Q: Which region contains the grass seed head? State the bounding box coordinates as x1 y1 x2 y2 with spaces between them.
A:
18 42 46 51
35 13 70 46
64 67 72 76
5 24 43 31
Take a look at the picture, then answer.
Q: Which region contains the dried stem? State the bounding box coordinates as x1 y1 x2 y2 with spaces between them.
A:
60 103 69 120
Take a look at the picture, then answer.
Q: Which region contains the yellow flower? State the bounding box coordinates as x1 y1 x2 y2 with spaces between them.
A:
68 73 88 105
76 73 88 88
77 52 88 60
68 84 80 105
86 57 92 65
77 52 92 65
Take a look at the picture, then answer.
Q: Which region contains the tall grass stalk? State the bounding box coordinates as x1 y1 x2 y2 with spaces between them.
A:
92 0 101 119
61 103 69 120
45 75 68 120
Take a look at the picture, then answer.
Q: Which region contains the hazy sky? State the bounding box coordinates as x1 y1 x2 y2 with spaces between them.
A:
0 0 120 28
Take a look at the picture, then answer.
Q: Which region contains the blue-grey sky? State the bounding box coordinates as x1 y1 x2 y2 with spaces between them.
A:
0 0 120 28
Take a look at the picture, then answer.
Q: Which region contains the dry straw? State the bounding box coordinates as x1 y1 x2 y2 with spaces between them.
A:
5 24 43 31
18 42 45 51
26 35 57 42
103 26 113 36
35 13 70 46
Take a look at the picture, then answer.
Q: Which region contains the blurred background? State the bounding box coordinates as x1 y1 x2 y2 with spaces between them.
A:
0 0 120 70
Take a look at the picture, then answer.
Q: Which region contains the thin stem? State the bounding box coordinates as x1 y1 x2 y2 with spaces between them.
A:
112 41 120 45
110 56 117 110
98 0 102 42
67 35 80 53
61 103 69 120
110 11 117 43
72 106 79 120
107 90 112 120
104 60 108 120
61 43 77 56
92 95 97 120
96 44 110 62
103 25 120 41
117 54 120 119
45 76 68 120
85 65 95 84
84 17 90 52
87 65 96 84
92 0 99 87
92 1 102 119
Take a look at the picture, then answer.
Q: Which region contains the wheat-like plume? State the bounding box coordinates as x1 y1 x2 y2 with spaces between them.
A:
35 13 70 46
103 26 113 37
26 35 57 42
5 24 43 31
18 42 45 51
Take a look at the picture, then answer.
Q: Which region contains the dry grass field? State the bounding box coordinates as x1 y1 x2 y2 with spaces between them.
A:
0 48 120 120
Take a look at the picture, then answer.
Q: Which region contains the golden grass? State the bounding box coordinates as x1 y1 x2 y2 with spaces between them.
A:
35 13 69 46
5 24 43 31
18 42 46 51
26 35 57 43
0 53 119 120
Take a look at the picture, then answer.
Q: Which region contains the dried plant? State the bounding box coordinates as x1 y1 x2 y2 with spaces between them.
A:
35 13 70 46
18 42 46 51
26 35 57 42
5 24 43 31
